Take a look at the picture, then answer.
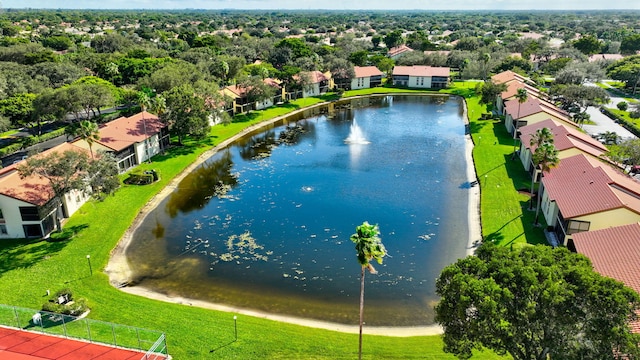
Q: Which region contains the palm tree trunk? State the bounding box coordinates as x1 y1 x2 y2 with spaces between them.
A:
529 171 536 210
358 266 365 360
534 181 544 225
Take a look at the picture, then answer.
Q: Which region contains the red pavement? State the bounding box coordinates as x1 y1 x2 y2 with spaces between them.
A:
0 326 147 360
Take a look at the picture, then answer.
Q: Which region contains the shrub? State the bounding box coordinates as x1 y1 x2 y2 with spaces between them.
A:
618 101 628 111
631 110 640 119
42 288 89 316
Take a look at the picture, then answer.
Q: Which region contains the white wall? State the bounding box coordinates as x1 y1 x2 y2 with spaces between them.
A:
408 76 433 89
303 83 321 98
351 77 371 90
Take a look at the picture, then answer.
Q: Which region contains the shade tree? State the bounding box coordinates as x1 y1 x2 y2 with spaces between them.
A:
435 243 640 360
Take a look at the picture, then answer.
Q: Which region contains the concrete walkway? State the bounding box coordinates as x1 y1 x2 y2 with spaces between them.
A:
581 82 637 140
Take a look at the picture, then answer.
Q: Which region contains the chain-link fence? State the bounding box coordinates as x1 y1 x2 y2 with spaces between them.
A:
0 304 168 359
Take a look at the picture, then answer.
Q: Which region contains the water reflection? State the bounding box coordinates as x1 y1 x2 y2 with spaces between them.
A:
127 95 469 326
165 150 238 217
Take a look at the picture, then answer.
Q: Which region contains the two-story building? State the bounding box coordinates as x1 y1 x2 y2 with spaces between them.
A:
539 154 640 246
0 143 91 239
391 66 450 89
71 111 169 173
350 66 383 90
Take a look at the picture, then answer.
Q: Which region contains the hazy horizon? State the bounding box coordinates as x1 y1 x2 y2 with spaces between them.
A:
4 0 640 11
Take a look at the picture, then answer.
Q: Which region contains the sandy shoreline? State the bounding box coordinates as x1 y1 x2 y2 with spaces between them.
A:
105 95 481 337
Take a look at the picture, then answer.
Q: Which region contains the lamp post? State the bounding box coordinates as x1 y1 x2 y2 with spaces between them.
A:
233 315 237 341
86 255 92 276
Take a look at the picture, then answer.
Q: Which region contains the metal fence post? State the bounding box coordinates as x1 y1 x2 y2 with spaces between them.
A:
136 328 141 350
62 315 67 338
13 306 20 328
86 319 92 342
111 323 116 347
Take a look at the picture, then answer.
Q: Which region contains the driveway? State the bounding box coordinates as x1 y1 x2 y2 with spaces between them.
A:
581 82 637 140
582 106 636 140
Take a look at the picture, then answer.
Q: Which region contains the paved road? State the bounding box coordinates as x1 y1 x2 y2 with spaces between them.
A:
581 82 637 141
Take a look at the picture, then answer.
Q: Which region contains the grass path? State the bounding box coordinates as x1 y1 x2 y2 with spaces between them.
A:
0 86 522 359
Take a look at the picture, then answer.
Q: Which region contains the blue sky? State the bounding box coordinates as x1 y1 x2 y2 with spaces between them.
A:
4 0 640 10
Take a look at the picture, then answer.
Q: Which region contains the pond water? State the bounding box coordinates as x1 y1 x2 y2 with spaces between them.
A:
126 95 470 326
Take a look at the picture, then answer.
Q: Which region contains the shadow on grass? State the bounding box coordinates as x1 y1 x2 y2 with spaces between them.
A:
492 120 518 146
209 339 237 353
502 154 533 192
49 224 89 242
0 235 75 274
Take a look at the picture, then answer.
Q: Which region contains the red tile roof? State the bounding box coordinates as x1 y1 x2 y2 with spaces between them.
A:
573 224 640 334
501 81 541 101
588 54 624 62
505 96 569 121
0 143 89 206
519 119 607 158
224 78 282 98
387 44 413 57
392 65 450 77
573 223 640 295
353 66 383 78
295 71 328 84
491 70 527 85
90 111 165 152
543 154 640 218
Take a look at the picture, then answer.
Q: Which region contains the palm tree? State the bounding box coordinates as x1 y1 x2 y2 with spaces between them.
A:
512 88 529 156
75 120 100 159
528 127 554 210
532 142 559 225
137 92 152 163
350 221 387 360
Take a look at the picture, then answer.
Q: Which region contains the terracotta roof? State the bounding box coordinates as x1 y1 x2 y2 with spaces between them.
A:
573 223 640 295
543 154 640 218
491 70 527 85
296 70 328 84
392 65 450 77
353 66 383 78
519 119 606 158
224 78 282 98
505 96 569 121
0 143 88 206
573 223 640 334
423 50 451 56
501 81 541 100
387 44 413 57
88 111 165 152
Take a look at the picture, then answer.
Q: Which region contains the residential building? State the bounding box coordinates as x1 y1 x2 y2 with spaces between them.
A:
387 44 413 60
297 71 333 98
71 111 169 173
588 54 624 62
539 154 640 246
350 66 383 90
503 96 572 136
518 119 607 180
391 66 450 89
0 143 91 239
572 223 640 333
223 78 284 115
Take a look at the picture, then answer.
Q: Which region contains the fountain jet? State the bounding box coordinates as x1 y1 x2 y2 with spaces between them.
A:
344 119 370 144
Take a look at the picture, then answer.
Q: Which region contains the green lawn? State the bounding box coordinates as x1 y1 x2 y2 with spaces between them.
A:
0 87 519 359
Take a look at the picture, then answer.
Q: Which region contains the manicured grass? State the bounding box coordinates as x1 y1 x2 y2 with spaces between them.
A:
0 88 518 359
0 129 19 139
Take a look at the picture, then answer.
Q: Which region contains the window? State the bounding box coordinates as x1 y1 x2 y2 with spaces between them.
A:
22 224 43 238
0 209 4 219
19 207 40 221
0 225 6 235
567 220 590 234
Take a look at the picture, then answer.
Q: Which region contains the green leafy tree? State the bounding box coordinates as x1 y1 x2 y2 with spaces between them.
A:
17 149 118 231
532 141 559 224
435 243 640 360
73 120 100 158
572 35 603 55
161 84 210 145
383 30 404 49
477 81 507 107
350 221 387 360
0 93 37 130
528 127 554 210
621 34 640 55
606 138 640 166
607 55 640 94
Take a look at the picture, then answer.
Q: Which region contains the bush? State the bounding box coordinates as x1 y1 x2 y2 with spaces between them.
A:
631 110 640 119
123 170 158 185
42 288 89 316
618 101 628 111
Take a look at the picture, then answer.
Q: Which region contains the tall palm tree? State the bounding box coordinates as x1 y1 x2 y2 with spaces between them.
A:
532 142 559 225
528 127 554 210
137 92 152 163
512 88 529 156
75 120 100 159
350 221 387 360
